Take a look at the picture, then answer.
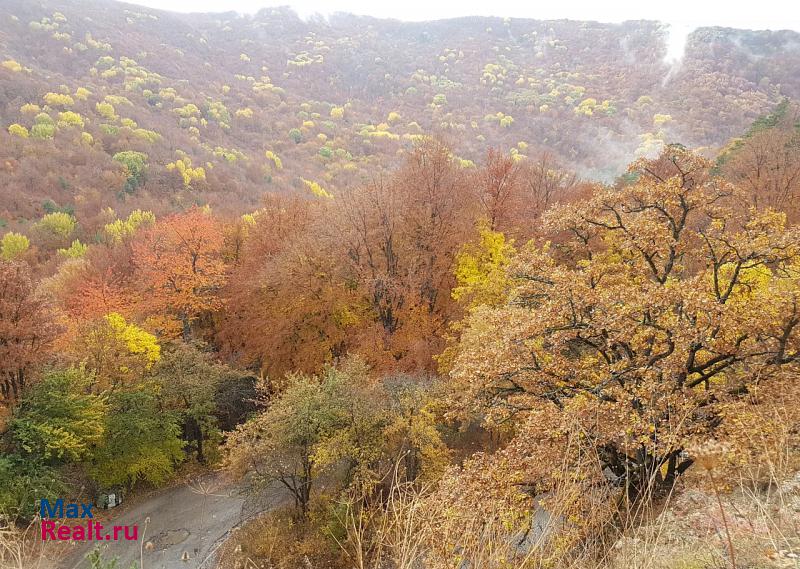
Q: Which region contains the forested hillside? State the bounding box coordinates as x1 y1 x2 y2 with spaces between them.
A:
1 2 800 569
2 0 800 232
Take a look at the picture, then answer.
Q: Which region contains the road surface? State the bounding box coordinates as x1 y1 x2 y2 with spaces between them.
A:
57 472 277 569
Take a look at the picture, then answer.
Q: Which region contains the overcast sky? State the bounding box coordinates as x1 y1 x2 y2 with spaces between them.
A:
124 0 800 31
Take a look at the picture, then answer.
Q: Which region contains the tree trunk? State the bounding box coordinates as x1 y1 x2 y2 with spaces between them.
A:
195 420 205 464
180 312 191 342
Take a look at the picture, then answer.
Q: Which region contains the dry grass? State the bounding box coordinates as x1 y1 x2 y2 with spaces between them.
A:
0 515 51 569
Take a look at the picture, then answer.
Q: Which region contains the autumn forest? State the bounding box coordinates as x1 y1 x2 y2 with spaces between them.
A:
1 1 800 568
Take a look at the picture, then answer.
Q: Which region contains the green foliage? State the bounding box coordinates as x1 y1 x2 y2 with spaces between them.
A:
717 98 796 169
746 98 790 137
1 232 30 260
103 209 155 243
112 151 148 193
231 359 449 517
229 365 351 514
58 239 89 258
10 367 106 462
42 199 74 216
85 547 136 569
205 100 230 126
311 360 388 485
100 123 119 135
37 211 76 238
89 387 184 488
30 122 55 139
34 112 54 126
288 127 303 143
154 343 239 463
381 375 449 482
0 455 67 519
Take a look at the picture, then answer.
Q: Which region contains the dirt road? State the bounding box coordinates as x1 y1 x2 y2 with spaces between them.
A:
57 472 276 569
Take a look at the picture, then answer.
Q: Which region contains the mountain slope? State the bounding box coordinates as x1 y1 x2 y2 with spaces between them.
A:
1 0 799 233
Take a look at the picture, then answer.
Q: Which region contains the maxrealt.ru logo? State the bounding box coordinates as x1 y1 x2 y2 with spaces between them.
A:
40 499 138 541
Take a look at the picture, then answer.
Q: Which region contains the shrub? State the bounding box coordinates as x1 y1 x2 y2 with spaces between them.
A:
58 239 88 258
37 212 76 238
8 124 29 138
43 92 74 107
1 59 23 72
57 111 84 128
30 123 55 139
1 232 30 260
96 101 116 120
113 151 148 193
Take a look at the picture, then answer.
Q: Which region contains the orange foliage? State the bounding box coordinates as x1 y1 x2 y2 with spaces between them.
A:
133 207 227 340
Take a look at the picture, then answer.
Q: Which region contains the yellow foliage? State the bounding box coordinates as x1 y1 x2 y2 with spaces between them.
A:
2 60 23 72
653 113 672 127
58 239 89 259
104 210 156 244
166 157 206 188
265 150 283 169
452 225 516 308
96 101 116 120
301 178 333 199
8 124 29 138
1 232 30 260
57 111 84 128
74 87 92 100
107 312 160 369
43 92 74 107
173 103 200 118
